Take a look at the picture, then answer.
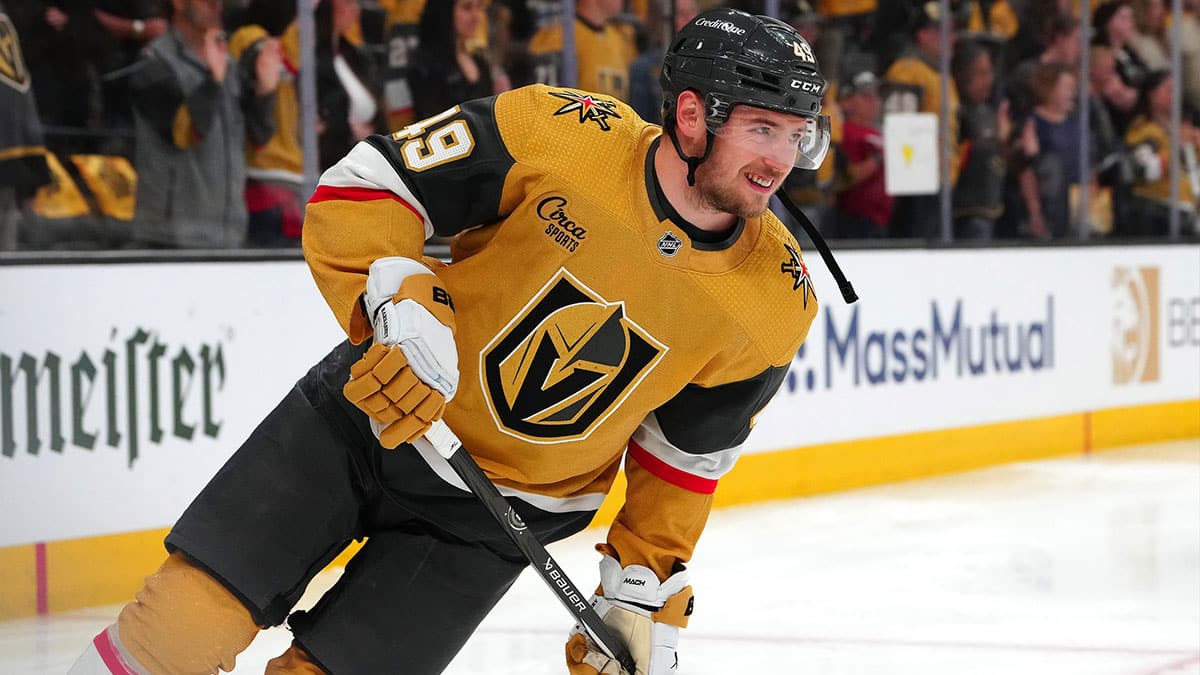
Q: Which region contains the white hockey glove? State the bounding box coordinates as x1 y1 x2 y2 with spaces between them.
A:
343 257 458 448
565 551 694 675
363 257 458 398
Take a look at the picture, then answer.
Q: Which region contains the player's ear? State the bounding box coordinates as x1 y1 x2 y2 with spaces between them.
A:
673 91 707 142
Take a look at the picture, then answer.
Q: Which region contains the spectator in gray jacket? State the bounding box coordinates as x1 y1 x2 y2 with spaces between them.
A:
129 0 278 248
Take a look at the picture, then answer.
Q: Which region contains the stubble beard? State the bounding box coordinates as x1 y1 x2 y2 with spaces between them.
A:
691 161 778 219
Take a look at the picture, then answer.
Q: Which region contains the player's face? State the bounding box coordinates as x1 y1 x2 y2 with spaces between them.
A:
693 107 805 218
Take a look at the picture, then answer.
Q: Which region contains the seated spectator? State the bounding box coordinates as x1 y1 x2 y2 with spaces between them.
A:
1092 0 1147 133
964 0 1018 42
0 1 53 250
628 0 697 122
377 0 424 130
229 4 299 248
814 0 877 87
1010 63 1082 239
1124 71 1200 235
1090 44 1139 130
1130 0 1169 71
1005 13 1080 121
1087 44 1134 232
960 0 1017 84
6 1 105 134
409 0 496 121
128 0 278 248
833 71 891 238
953 41 1007 240
884 1 960 238
527 0 637 101
1004 0 1074 73
93 0 171 142
488 0 561 91
1181 0 1200 120
315 0 383 170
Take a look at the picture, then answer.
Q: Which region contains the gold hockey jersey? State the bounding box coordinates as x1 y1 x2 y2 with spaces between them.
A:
1126 115 1197 206
527 17 637 101
229 24 304 182
303 85 818 579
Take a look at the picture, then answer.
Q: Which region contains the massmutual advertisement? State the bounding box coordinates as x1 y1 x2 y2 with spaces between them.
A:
749 246 1199 451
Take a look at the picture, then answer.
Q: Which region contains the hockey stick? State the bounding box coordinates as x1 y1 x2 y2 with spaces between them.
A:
423 421 637 675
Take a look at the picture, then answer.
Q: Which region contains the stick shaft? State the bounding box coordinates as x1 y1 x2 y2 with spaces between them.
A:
426 422 636 674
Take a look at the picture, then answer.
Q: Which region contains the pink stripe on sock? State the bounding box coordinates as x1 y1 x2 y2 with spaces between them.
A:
93 628 137 675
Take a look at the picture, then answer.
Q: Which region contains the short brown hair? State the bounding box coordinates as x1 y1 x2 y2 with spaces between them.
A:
1030 62 1074 106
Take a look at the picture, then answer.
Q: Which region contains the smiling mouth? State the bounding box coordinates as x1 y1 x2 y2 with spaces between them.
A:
746 173 775 190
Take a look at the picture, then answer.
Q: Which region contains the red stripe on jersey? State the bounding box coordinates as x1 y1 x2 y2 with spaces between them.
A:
628 441 719 494
308 185 423 222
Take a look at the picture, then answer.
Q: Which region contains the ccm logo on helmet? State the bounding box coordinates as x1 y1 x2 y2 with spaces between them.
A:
695 18 747 34
791 79 822 93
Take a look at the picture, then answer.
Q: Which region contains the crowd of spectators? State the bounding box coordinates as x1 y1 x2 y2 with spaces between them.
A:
0 0 1197 251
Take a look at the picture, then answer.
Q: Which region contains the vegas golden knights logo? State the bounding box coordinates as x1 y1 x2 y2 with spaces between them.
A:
1111 266 1160 385
0 13 30 93
482 269 667 443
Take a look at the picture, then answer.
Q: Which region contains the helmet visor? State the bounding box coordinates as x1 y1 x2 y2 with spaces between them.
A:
709 113 832 170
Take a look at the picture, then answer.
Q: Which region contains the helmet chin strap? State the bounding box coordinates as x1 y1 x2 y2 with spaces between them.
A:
664 116 715 187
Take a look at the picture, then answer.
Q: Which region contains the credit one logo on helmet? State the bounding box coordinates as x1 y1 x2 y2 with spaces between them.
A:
1111 266 1160 385
481 269 667 443
694 18 747 34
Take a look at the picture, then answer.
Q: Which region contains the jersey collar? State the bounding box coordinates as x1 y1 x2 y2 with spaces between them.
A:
643 137 745 252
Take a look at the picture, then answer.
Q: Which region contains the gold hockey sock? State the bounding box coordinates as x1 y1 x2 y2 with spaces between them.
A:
116 552 260 675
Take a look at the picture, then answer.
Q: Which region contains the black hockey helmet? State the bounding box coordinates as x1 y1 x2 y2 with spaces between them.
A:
660 8 831 176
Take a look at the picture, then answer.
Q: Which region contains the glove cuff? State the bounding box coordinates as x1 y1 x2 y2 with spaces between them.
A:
365 257 454 329
363 257 459 400
597 554 693 629
363 257 434 321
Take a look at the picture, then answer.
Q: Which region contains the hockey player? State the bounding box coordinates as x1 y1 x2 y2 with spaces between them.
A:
69 7 832 675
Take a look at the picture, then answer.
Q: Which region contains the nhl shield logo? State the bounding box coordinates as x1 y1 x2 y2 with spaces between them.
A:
657 232 683 257
481 269 667 443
